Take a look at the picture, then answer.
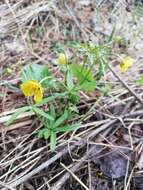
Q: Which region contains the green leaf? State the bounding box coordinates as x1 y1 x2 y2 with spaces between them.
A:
66 70 74 89
69 91 80 104
50 104 56 119
35 92 68 106
50 131 57 151
32 107 54 121
21 63 50 85
6 106 30 125
70 63 94 83
38 129 45 138
56 123 80 132
69 104 79 114
43 129 50 140
54 110 68 128
79 80 96 92
53 42 65 53
138 76 143 85
49 104 56 127
38 128 50 139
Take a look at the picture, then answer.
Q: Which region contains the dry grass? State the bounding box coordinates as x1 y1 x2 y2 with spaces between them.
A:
0 0 143 189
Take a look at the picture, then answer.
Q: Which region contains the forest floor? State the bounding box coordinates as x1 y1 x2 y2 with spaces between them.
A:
0 0 143 190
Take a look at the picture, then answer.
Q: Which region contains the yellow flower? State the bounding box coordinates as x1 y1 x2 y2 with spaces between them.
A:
20 80 44 103
120 56 134 72
115 36 123 43
58 53 68 65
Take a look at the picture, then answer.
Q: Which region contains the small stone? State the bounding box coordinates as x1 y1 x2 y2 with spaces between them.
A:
99 150 132 179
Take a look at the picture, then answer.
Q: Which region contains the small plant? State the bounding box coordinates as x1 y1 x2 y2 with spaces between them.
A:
38 105 79 151
7 41 134 151
6 43 110 151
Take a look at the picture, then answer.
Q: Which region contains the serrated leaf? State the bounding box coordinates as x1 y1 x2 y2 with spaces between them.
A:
79 80 96 92
50 131 56 151
32 107 54 121
53 110 68 128
6 106 30 125
80 81 97 92
70 63 94 83
21 63 50 86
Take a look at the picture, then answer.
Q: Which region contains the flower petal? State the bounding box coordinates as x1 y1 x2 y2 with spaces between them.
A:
34 86 44 103
120 56 134 72
21 80 44 103
20 81 35 96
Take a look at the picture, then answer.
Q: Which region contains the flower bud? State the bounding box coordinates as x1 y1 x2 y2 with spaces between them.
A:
58 53 68 65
